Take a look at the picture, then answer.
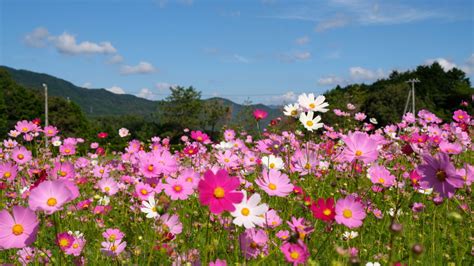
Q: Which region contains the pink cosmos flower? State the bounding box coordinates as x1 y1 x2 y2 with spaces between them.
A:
453 109 470 123
0 162 18 181
255 169 294 197
178 168 200 188
98 177 119 196
253 109 268 121
43 125 59 137
0 206 39 249
276 230 290 240
135 182 155 201
11 146 32 165
64 235 86 257
51 161 75 180
341 132 378 164
57 232 74 251
164 176 194 200
280 241 309 265
335 196 366 229
198 169 244 214
439 141 462 155
101 240 126 257
59 144 76 156
28 180 74 214
102 228 125 242
15 120 37 134
209 259 227 266
239 228 268 259
457 164 473 186
417 152 464 198
190 130 210 143
159 213 183 235
216 150 240 169
264 209 282 228
368 164 396 187
354 112 367 121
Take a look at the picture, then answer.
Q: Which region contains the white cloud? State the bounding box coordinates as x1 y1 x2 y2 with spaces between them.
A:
295 36 310 45
349 66 386 81
318 75 345 86
461 54 474 75
108 54 124 64
82 82 92 88
137 88 155 100
24 27 50 47
294 51 311 60
425 57 457 72
155 82 177 92
106 86 126 94
24 27 117 55
120 61 156 75
266 91 298 105
315 15 350 32
53 32 116 55
233 54 251 63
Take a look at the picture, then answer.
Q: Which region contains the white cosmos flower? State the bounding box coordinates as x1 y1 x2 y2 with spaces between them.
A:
215 141 233 150
366 262 381 266
342 231 359 240
299 111 323 132
369 118 378 124
140 195 159 219
283 103 300 117
52 140 62 147
118 128 130 138
297 93 329 113
261 155 284 170
98 196 110 205
230 192 268 229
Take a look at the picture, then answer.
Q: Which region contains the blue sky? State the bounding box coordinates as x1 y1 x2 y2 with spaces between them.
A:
1 0 473 104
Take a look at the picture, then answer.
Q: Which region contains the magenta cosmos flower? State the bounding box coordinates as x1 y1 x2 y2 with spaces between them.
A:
0 206 39 249
198 169 244 214
335 196 366 229
280 241 309 265
253 109 268 121
417 152 464 198
341 132 378 163
28 180 74 214
255 169 294 197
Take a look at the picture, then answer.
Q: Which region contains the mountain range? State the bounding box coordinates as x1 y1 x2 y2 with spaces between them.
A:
0 66 281 120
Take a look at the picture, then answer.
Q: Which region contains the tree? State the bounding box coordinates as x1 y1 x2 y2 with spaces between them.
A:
201 99 230 138
157 86 203 139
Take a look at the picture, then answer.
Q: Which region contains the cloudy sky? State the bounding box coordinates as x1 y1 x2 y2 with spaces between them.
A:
1 0 473 104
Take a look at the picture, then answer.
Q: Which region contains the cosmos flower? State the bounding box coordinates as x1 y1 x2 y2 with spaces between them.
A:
97 177 119 196
261 154 284 170
0 162 17 181
341 131 378 164
230 192 269 229
299 111 323 132
102 228 125 242
0 206 39 249
335 196 366 229
163 176 194 200
198 169 244 214
283 103 300 117
191 130 210 143
101 240 126 257
310 198 335 222
11 146 32 165
253 109 268 121
256 169 294 197
239 228 269 259
280 241 309 265
368 164 396 188
417 152 464 198
28 180 74 214
297 93 329 113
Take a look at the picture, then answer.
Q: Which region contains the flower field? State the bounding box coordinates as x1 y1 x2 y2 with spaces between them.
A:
0 93 472 265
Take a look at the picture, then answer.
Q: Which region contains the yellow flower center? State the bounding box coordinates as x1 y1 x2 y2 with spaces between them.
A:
355 150 362 156
291 110 297 116
47 197 57 206
304 163 311 169
213 187 225 198
48 130 53 134
147 165 154 171
17 154 24 160
111 245 117 251
343 209 353 218
241 207 250 216
59 171 67 177
140 189 148 195
268 183 277 190
104 187 110 192
224 158 230 163
65 149 71 154
22 127 28 132
309 103 315 109
173 185 182 192
99 169 104 174
378 178 385 184
290 251 300 260
306 121 314 127
197 136 203 141
186 177 193 182
109 235 116 241
269 163 275 169
458 115 464 119
323 209 332 216
12 224 24 235
4 172 11 178
59 238 70 247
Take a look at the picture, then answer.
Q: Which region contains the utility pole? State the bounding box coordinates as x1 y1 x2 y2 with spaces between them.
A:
403 78 420 115
42 83 49 148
